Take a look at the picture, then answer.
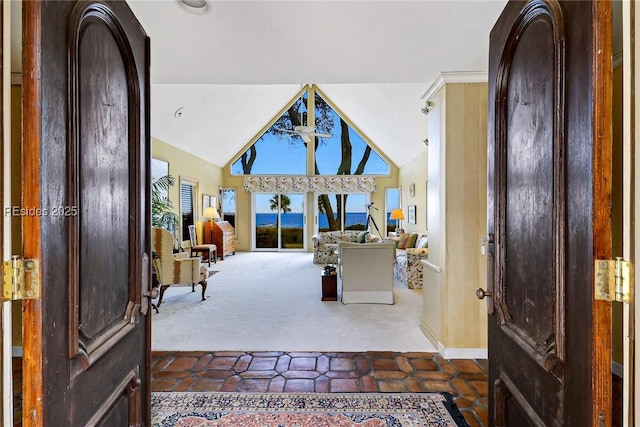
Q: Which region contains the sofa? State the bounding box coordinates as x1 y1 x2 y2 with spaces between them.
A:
312 230 380 264
338 241 396 304
391 232 429 289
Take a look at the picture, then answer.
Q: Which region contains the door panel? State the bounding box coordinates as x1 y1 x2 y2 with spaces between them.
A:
22 1 150 425
487 1 611 426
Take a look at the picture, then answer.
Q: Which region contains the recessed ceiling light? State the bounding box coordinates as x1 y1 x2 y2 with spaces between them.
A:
175 0 211 15
174 107 186 118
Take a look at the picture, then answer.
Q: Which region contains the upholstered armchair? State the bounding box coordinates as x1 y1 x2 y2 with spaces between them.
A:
338 241 396 304
152 227 209 307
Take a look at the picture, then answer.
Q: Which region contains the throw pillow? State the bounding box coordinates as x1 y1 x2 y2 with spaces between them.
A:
356 230 369 243
416 235 429 248
396 233 407 248
407 233 419 248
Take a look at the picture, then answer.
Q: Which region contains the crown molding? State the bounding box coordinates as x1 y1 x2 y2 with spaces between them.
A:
422 71 488 101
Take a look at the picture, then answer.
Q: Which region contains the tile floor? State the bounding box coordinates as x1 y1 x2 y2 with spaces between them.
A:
151 351 489 427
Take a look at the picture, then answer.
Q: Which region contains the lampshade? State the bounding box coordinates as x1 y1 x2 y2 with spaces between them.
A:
389 209 405 220
204 206 220 220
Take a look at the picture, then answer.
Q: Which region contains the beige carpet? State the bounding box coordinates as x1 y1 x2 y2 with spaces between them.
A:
151 251 436 353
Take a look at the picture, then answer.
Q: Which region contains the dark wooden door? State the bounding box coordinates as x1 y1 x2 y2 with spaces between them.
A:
485 1 612 426
22 1 152 425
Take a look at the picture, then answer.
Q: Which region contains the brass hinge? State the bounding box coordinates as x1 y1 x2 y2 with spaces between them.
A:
594 258 633 303
3 256 40 302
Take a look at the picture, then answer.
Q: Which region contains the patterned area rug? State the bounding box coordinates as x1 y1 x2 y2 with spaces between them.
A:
151 391 468 426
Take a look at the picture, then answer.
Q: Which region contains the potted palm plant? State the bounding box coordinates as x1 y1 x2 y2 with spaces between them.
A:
152 174 179 230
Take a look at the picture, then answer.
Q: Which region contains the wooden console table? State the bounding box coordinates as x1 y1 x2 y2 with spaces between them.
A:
204 220 235 260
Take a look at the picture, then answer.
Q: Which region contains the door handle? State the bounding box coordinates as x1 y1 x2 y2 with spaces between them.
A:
144 288 159 299
476 288 492 299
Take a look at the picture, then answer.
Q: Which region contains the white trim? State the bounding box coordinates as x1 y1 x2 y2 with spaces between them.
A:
612 361 624 378
420 322 487 359
422 71 489 101
3 1 14 425
420 259 440 273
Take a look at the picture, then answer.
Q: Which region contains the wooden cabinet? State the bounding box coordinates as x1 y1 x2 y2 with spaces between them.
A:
204 220 235 260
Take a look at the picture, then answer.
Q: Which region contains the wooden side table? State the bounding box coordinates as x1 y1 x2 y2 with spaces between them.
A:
321 270 338 301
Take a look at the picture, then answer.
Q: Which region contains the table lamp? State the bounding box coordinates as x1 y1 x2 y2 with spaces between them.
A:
389 209 404 234
203 206 220 242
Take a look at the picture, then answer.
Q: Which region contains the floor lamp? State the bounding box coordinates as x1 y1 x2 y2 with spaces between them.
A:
203 206 220 243
389 209 404 235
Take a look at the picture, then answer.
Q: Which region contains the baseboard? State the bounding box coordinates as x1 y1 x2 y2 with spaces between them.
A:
612 361 624 378
420 322 487 359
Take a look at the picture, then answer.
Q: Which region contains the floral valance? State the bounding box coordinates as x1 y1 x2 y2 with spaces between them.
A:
243 176 376 193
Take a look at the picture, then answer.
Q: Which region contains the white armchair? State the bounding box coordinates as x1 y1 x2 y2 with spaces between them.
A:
338 241 396 304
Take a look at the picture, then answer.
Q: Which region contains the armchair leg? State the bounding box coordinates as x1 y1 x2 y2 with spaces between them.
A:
192 281 207 301
158 285 170 307
200 280 207 301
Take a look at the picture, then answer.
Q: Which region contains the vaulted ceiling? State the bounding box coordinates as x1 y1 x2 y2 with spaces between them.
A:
127 0 507 168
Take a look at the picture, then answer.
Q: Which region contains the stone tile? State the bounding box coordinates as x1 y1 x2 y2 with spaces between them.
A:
199 370 234 379
406 377 426 392
421 380 456 394
434 357 458 375
316 355 330 373
281 370 321 379
284 379 315 392
450 359 485 374
207 356 239 370
378 380 408 392
153 370 191 379
190 379 224 392
325 370 359 379
165 357 197 371
325 352 357 358
396 356 414 373
233 355 252 373
330 379 359 392
473 404 489 426
454 397 474 409
213 351 246 357
248 357 277 371
221 376 241 392
289 357 316 371
413 371 454 381
354 355 372 375
251 351 285 357
177 351 210 358
403 352 437 358
330 358 355 371
192 354 213 371
174 377 196 392
459 372 489 381
151 378 179 392
151 355 173 373
410 358 438 371
239 370 278 379
268 376 285 392
275 355 291 373
468 380 488 397
365 351 398 358
238 378 270 392
315 375 330 393
477 397 489 407
360 376 378 392
476 359 488 372
371 358 397 371
370 371 407 380
451 378 478 400
288 352 322 358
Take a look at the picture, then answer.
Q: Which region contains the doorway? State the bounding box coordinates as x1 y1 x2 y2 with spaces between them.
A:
253 193 306 251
